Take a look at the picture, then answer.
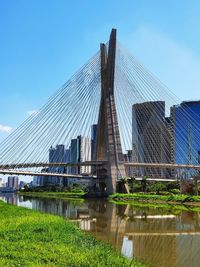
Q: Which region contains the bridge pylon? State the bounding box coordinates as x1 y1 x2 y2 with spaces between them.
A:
95 29 128 195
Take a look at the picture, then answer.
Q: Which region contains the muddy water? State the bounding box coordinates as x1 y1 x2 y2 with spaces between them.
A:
1 193 200 267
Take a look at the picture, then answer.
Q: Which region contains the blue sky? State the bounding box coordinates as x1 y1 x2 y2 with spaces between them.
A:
0 0 200 140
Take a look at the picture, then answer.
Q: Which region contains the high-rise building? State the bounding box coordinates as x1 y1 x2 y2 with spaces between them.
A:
0 178 2 188
70 135 91 174
64 148 71 174
48 145 67 185
132 101 172 178
79 136 91 174
171 101 200 178
70 138 80 174
7 176 19 189
49 145 65 163
32 177 39 187
124 150 135 177
19 181 25 189
91 124 97 160
36 168 49 186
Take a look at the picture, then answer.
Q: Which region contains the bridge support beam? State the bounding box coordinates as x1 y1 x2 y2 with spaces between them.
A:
96 29 127 195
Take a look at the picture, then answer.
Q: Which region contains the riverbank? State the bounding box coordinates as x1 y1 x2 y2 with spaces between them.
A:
18 191 86 200
110 193 200 212
0 200 146 267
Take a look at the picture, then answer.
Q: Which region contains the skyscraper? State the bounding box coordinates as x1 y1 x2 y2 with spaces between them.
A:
132 101 172 178
70 138 80 174
91 124 97 160
70 135 91 174
48 145 67 185
79 136 91 174
7 176 19 190
171 101 200 178
49 145 65 163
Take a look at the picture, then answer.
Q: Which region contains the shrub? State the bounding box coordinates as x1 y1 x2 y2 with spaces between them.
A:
166 181 180 191
148 182 167 194
170 189 180 195
129 181 142 193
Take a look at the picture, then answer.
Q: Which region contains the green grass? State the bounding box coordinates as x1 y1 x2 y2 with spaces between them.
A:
0 201 147 267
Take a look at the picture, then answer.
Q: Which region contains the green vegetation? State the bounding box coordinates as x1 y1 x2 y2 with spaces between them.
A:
110 193 200 205
0 201 147 267
124 177 182 194
19 184 87 200
110 198 200 214
113 200 191 215
110 193 200 213
21 184 86 193
19 191 86 200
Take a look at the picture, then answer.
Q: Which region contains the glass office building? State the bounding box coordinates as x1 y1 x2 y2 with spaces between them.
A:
171 101 200 178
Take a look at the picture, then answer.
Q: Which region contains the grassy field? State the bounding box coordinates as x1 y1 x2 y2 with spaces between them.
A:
0 201 147 267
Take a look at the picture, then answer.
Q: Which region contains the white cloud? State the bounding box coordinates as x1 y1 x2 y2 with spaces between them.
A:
0 124 13 133
27 110 39 116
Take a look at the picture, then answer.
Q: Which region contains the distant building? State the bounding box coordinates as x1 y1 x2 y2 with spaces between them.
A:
132 101 173 178
35 145 69 187
171 101 200 178
79 136 91 174
48 145 67 185
70 135 91 175
7 176 19 190
70 138 80 175
19 181 25 189
0 178 2 188
36 168 49 186
32 177 39 187
65 148 71 174
49 144 66 163
34 135 92 187
91 124 97 160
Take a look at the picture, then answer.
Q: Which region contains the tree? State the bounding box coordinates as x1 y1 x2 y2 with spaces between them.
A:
141 176 148 193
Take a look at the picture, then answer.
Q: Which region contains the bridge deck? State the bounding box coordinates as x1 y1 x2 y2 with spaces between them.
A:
0 169 96 178
0 161 200 170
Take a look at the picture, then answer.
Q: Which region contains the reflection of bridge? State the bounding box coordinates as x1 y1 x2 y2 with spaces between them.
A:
0 29 200 194
75 201 200 267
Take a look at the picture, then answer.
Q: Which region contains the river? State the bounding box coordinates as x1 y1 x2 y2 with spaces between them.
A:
1 193 200 267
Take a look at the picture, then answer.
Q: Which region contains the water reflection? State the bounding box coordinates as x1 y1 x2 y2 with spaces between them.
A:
1 193 200 267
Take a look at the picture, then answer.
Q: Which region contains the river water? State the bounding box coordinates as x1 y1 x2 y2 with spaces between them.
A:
1 193 200 267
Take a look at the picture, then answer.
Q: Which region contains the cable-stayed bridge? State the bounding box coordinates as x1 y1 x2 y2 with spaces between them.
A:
0 29 200 195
